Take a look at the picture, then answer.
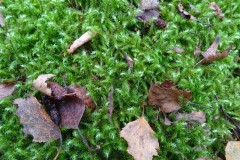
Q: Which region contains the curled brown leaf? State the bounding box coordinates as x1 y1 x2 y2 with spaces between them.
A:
33 74 55 96
148 80 192 113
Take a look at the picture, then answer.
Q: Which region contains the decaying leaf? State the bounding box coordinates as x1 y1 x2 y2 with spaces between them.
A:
33 74 55 96
176 111 206 124
178 3 197 20
172 47 184 53
209 2 224 18
200 35 232 64
47 82 67 100
120 116 159 160
136 9 159 23
164 116 172 126
13 96 61 142
108 86 114 118
140 0 159 10
225 141 240 160
125 53 134 69
0 12 4 27
67 31 97 53
148 80 192 113
0 83 16 100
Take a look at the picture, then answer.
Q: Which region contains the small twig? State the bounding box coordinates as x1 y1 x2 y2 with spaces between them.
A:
54 133 62 160
77 127 92 159
142 102 146 117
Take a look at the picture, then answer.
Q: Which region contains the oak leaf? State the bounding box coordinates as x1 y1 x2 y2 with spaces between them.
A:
0 83 16 100
13 96 61 142
120 116 159 160
33 74 55 96
200 35 232 64
148 80 192 113
225 141 240 160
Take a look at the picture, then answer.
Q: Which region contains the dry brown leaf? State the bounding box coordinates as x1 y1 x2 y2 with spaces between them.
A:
164 116 172 126
125 53 134 69
120 116 159 160
0 12 4 27
172 47 184 53
140 0 159 10
136 9 159 23
148 80 192 113
33 74 55 96
178 3 197 20
13 96 61 142
0 83 16 100
108 86 114 117
176 111 206 124
225 141 240 160
67 31 97 53
209 2 224 18
200 35 232 64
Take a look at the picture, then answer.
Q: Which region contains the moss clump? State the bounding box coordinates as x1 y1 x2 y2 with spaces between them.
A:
0 0 240 159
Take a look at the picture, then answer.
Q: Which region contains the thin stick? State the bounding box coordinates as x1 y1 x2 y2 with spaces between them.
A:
54 133 62 160
77 127 92 159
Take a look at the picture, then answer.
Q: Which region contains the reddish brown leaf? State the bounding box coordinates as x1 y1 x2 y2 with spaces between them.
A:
225 141 240 160
108 86 114 117
148 80 192 113
178 3 197 20
47 82 67 100
33 74 55 96
209 2 224 18
125 53 134 69
120 116 159 160
200 35 232 64
0 83 16 100
140 0 159 10
58 96 85 129
172 47 184 53
13 96 61 142
67 84 95 110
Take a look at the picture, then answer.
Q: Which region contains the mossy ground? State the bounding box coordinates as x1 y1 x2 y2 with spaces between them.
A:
0 0 240 159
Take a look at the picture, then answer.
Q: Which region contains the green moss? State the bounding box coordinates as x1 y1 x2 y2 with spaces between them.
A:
0 0 240 159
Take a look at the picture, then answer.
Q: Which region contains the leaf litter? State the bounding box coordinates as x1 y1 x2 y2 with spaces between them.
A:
0 83 16 100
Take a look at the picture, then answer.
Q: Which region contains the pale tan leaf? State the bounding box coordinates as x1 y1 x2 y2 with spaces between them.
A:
0 12 4 27
188 111 206 124
172 47 184 53
67 31 97 53
33 74 55 96
0 83 16 100
120 116 159 160
225 141 240 160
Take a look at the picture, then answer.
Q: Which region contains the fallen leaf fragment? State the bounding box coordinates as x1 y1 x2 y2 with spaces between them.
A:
33 74 55 96
108 86 114 117
140 0 159 10
47 82 67 100
225 141 240 160
172 47 184 53
178 3 197 20
120 116 159 160
164 116 172 126
176 111 206 124
0 83 16 100
209 2 224 18
67 31 97 53
200 35 232 64
125 53 134 69
0 12 4 27
13 96 61 142
196 158 211 160
148 80 192 113
136 9 159 23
